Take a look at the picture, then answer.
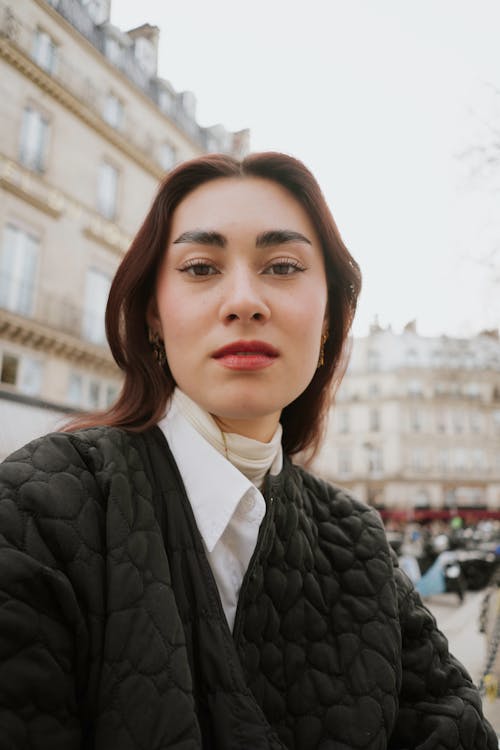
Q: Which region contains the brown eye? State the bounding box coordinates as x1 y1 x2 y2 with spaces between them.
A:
180 261 219 277
264 260 306 276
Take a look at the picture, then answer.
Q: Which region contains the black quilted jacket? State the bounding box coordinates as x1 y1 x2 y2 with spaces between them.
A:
0 426 496 749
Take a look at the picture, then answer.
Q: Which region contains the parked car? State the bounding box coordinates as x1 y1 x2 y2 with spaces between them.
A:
399 551 467 603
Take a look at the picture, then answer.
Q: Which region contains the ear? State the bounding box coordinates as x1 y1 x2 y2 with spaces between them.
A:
146 296 162 337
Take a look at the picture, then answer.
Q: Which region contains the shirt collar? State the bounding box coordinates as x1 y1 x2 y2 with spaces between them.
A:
158 402 255 552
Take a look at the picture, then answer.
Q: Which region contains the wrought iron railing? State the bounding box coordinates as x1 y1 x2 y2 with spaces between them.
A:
0 271 108 348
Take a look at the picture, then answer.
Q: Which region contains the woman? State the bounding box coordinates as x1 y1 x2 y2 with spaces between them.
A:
0 153 496 749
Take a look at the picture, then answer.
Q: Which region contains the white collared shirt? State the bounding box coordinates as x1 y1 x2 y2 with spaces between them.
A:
158 399 281 631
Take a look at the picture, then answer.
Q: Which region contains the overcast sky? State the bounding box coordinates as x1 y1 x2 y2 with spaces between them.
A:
111 0 500 338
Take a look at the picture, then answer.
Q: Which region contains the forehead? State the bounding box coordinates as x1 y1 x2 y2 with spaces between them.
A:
170 176 317 237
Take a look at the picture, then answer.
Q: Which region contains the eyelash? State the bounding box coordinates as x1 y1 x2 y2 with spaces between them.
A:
178 257 307 277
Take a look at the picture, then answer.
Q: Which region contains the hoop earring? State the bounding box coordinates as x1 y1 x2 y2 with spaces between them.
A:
317 329 328 368
148 327 166 367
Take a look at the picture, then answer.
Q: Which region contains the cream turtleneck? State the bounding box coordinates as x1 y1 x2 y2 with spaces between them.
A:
173 389 283 489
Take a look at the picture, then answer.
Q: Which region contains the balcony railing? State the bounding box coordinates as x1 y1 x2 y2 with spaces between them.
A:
0 271 108 348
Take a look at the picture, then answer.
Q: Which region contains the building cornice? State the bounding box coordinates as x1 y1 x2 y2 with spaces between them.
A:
0 174 62 218
0 308 120 375
0 154 130 256
31 0 206 153
0 32 167 180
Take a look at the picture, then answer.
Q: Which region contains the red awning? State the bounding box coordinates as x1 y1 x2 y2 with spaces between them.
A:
378 508 500 523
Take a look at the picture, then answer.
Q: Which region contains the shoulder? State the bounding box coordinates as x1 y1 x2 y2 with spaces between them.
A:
0 426 159 551
0 426 154 506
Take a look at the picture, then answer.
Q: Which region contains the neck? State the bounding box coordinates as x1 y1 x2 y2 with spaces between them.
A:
212 413 281 443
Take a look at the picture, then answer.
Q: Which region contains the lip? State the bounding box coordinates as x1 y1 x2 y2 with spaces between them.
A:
212 340 279 358
212 340 279 371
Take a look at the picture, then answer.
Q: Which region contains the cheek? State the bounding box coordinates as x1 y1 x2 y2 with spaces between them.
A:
286 292 327 336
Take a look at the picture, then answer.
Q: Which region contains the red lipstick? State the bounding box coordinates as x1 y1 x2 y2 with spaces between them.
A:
212 340 279 370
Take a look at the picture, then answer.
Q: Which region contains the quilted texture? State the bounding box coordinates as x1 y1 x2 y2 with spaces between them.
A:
0 426 497 749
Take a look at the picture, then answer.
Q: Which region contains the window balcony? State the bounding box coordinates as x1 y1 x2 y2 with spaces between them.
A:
0 272 116 371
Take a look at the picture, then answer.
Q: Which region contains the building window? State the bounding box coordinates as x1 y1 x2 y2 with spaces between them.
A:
82 268 111 345
405 349 418 367
367 349 380 372
67 373 83 407
158 87 175 115
19 357 43 396
369 408 380 432
103 93 124 129
81 0 109 25
464 382 481 399
0 352 42 394
470 410 482 434
409 408 422 432
88 379 100 409
367 382 380 399
454 448 467 472
472 449 487 472
134 37 156 77
19 107 50 173
434 382 447 397
452 410 464 434
337 409 349 434
411 448 426 473
436 410 447 433
180 91 196 119
408 379 423 397
493 410 500 435
0 352 18 385
0 224 39 317
106 383 119 406
414 488 429 507
32 29 58 74
368 445 383 473
159 141 177 171
97 162 119 220
338 447 352 476
438 449 449 472
104 36 123 66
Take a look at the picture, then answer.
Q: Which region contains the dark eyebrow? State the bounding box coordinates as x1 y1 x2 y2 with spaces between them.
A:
172 228 312 248
172 230 226 247
255 230 312 247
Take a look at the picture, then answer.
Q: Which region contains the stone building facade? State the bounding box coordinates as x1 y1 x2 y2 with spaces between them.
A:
0 0 248 457
313 322 500 519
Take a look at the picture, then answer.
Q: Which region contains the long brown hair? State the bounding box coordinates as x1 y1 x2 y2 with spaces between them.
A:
64 152 361 457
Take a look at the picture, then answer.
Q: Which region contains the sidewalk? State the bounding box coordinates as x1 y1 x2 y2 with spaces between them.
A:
426 590 500 733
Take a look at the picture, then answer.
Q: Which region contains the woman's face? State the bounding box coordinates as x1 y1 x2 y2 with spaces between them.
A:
149 176 328 441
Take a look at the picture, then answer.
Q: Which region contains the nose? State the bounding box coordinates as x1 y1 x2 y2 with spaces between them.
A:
218 268 271 324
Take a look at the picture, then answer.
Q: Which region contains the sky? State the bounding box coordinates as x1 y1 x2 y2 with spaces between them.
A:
110 0 500 339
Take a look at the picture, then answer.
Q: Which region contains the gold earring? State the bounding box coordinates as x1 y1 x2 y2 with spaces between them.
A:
148 327 166 367
317 330 328 368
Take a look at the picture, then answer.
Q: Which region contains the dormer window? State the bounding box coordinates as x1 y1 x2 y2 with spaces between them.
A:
103 93 124 129
134 37 156 77
32 29 58 74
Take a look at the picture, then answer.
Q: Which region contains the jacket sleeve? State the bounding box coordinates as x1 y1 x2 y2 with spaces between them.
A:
0 433 103 750
390 559 497 750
